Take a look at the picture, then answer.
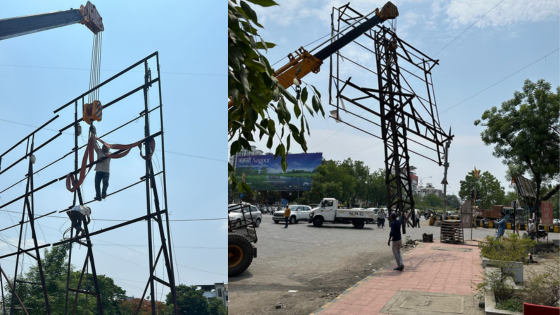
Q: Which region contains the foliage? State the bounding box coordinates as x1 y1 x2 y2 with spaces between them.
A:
2 242 127 315
459 170 505 209
422 193 443 208
522 254 560 307
119 298 166 315
166 284 216 315
495 297 524 313
207 297 228 315
502 191 518 207
474 79 559 215
478 234 535 262
228 0 325 194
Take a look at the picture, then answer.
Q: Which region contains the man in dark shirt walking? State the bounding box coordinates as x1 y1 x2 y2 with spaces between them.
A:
388 212 404 271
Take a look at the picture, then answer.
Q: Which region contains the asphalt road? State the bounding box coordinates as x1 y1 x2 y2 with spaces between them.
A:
228 215 559 315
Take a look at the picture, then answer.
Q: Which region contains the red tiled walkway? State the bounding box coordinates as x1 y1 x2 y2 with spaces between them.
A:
312 241 483 315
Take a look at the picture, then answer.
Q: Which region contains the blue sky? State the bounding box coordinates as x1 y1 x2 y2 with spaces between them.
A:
246 0 559 199
0 0 225 301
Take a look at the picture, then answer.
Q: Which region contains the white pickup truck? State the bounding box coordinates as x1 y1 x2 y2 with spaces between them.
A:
307 198 376 229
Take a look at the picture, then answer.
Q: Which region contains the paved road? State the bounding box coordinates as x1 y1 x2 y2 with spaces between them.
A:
229 215 559 315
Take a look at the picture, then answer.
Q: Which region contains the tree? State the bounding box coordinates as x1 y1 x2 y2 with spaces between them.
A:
423 193 442 208
3 243 127 315
118 298 166 315
229 0 324 194
445 194 462 209
503 191 518 207
459 170 505 209
366 169 386 207
166 285 210 315
310 159 356 205
207 297 227 315
474 79 559 216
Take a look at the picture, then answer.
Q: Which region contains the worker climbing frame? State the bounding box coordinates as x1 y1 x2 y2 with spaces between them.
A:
328 4 453 233
0 52 178 315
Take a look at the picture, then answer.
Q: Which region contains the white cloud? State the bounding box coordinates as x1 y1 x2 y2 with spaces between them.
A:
445 0 559 29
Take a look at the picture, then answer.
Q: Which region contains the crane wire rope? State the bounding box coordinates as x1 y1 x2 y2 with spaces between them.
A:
88 32 103 104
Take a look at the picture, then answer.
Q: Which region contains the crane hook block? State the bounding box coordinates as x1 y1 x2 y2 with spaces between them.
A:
83 100 103 125
376 1 399 21
79 1 104 34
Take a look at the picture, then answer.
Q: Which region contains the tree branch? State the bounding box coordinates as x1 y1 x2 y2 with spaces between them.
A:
542 184 560 201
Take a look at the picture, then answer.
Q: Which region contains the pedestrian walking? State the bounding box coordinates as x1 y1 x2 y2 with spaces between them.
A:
415 209 421 228
284 206 291 228
378 209 386 228
495 211 507 240
388 212 404 271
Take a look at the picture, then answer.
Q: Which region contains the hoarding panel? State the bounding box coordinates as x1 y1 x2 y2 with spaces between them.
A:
542 201 553 226
235 153 323 191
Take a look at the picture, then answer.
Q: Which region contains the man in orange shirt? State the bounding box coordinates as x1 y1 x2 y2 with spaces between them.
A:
284 206 291 228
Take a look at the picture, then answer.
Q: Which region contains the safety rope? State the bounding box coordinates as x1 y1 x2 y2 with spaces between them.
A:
65 132 156 193
88 32 102 104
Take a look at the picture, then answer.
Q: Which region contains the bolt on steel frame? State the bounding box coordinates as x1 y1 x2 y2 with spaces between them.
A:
0 52 178 314
328 4 453 233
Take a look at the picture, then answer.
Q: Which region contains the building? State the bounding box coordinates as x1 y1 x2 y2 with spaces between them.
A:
197 283 228 308
417 182 443 198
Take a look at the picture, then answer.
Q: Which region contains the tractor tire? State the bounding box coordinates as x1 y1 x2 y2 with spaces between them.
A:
290 216 297 224
313 216 323 227
352 219 365 229
229 233 254 277
255 218 261 227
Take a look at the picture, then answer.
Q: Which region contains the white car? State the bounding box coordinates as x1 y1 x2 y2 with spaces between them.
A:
228 204 262 227
273 205 312 224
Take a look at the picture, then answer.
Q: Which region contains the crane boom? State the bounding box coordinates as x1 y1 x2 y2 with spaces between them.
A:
229 1 398 108
0 1 103 41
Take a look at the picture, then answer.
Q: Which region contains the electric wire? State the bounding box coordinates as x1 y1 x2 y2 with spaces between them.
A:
0 64 224 76
440 48 560 115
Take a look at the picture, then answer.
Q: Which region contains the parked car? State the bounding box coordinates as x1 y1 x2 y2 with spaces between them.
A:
553 219 560 226
228 203 262 227
273 205 312 224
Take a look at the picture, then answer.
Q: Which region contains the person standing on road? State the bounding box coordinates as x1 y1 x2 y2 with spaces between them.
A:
284 206 291 228
378 209 386 228
495 211 507 240
388 212 404 271
415 209 421 228
528 219 536 240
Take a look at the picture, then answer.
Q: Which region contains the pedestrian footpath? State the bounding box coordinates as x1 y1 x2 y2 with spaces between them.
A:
312 241 483 315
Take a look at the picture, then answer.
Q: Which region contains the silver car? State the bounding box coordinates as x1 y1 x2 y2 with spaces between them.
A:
228 204 262 227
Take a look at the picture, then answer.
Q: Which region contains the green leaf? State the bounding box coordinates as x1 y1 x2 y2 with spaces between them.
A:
230 140 240 156
239 67 250 97
304 104 314 117
245 0 279 7
267 119 276 135
294 101 301 118
240 181 254 193
311 85 322 99
280 85 298 105
312 95 319 112
305 116 310 136
239 137 251 150
301 87 308 104
240 1 264 28
266 135 273 149
246 58 266 72
256 40 277 51
287 134 291 152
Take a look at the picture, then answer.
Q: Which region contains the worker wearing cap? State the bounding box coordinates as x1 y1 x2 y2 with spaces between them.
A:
388 212 404 271
528 219 536 240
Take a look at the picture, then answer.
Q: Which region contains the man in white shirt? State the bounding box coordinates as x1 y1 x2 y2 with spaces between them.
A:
94 141 110 201
528 219 536 240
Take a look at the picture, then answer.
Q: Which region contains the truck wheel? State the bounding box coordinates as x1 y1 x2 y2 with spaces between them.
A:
313 216 323 227
352 219 365 229
274 220 279 224
255 218 261 227
229 233 254 277
290 216 297 224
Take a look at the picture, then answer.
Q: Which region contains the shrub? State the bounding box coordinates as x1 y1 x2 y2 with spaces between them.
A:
479 234 535 262
522 253 560 308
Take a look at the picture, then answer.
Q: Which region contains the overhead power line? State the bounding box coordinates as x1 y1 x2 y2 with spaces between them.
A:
440 48 560 115
0 64 224 76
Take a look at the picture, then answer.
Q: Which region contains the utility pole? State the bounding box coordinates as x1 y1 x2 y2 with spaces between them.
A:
441 127 451 216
